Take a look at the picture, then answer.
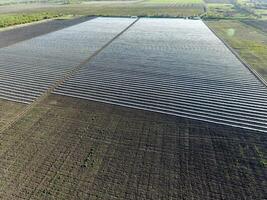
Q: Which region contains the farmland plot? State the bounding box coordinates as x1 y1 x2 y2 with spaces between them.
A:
0 17 135 103
0 94 266 199
141 0 205 12
242 19 267 33
54 18 267 133
207 20 267 81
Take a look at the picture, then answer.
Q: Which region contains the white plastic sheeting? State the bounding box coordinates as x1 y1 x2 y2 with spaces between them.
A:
54 18 267 133
0 17 135 103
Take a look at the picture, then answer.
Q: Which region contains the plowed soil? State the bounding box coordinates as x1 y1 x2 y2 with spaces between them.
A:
0 94 266 199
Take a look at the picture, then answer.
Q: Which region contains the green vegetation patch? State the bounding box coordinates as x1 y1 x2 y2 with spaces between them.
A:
0 12 63 28
205 3 255 19
206 20 267 81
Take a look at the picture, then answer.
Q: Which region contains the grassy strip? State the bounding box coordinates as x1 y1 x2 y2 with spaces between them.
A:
0 12 64 28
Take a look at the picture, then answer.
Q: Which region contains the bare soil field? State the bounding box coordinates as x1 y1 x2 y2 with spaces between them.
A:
0 94 266 199
0 99 25 129
0 16 94 48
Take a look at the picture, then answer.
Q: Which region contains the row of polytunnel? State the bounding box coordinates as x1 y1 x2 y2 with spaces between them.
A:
1 17 267 132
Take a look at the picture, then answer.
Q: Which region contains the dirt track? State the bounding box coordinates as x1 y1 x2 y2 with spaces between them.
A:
0 16 94 48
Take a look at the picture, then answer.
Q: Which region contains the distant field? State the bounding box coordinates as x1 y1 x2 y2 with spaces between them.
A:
205 3 255 19
0 0 64 5
0 5 203 28
145 0 203 3
204 0 267 19
0 0 204 4
206 20 267 81
243 19 267 32
204 0 231 3
0 0 205 28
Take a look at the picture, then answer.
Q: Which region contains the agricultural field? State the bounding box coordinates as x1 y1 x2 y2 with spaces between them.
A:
0 17 136 103
1 17 267 132
205 3 241 18
204 0 267 19
0 0 205 28
0 12 266 200
0 94 266 199
206 20 267 81
235 0 267 18
204 1 255 19
145 0 203 3
242 19 267 32
204 0 231 3
54 18 267 133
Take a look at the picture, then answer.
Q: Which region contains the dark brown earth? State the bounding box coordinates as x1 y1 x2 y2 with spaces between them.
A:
0 94 266 199
0 16 94 48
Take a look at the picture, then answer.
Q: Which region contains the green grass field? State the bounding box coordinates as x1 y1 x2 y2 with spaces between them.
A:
207 20 267 81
